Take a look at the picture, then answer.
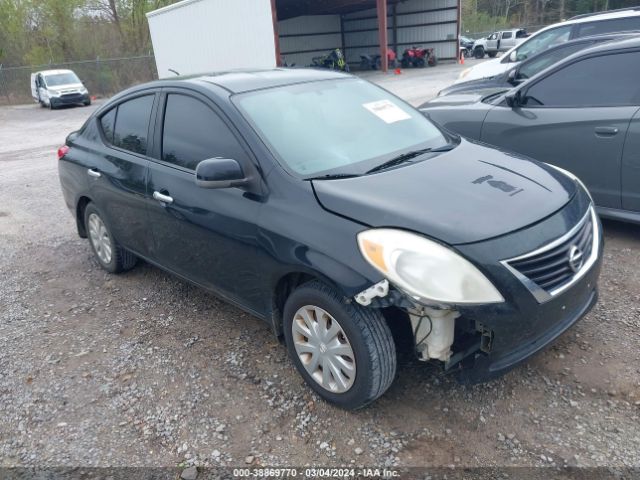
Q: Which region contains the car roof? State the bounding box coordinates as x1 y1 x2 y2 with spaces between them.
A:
35 69 75 76
185 68 351 94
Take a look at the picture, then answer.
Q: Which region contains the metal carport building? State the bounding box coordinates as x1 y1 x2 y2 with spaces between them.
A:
148 0 460 77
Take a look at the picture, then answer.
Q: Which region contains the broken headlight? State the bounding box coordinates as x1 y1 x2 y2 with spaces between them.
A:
357 229 504 305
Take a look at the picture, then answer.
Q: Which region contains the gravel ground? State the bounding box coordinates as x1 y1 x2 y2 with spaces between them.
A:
1 65 639 474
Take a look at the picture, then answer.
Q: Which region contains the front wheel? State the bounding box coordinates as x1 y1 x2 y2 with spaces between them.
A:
474 47 485 59
283 280 397 410
84 203 137 273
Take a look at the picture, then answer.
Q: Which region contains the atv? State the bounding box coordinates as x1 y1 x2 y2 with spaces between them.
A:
401 46 438 68
359 48 397 70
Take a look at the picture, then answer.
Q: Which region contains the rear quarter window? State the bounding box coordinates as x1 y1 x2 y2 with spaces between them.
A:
100 108 116 144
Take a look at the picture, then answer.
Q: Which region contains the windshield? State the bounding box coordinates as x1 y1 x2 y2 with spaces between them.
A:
235 79 447 177
512 25 572 62
44 72 80 87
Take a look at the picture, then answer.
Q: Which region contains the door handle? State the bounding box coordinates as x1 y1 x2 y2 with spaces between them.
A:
87 168 101 178
594 126 619 136
153 191 174 205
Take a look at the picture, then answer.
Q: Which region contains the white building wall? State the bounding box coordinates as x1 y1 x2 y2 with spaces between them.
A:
342 0 459 64
147 0 276 78
278 15 342 67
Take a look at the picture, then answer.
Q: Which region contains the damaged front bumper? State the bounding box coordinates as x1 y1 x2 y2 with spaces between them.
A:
353 193 602 384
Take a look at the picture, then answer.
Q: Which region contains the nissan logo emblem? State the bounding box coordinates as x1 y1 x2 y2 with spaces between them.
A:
568 245 584 273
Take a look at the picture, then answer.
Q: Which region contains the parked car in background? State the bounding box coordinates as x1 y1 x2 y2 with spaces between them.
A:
421 36 640 224
439 32 637 97
457 6 640 83
459 35 475 58
58 69 602 409
31 69 91 109
471 29 528 59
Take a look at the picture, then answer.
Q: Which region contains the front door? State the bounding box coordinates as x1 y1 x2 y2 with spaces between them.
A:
482 50 640 209
621 108 640 213
146 90 265 312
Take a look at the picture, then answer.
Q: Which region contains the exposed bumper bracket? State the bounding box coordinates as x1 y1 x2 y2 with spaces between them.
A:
354 279 389 306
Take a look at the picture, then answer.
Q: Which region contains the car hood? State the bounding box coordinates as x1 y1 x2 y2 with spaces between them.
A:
312 139 577 245
48 82 85 92
420 88 507 108
455 59 517 83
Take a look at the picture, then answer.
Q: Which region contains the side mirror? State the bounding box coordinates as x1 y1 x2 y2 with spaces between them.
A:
195 158 247 189
505 90 521 108
509 51 517 62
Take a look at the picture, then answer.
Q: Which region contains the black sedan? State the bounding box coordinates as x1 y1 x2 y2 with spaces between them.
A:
58 69 602 409
440 32 636 97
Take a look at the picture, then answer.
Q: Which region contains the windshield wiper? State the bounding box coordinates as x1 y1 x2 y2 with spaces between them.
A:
365 144 456 174
306 173 361 180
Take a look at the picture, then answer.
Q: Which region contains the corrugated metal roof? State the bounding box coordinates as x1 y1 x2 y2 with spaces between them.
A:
276 0 405 20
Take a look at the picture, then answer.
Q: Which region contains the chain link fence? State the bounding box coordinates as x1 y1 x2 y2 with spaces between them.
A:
0 55 157 106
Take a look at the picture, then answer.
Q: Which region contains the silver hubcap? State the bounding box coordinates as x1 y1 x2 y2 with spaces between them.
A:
292 305 356 393
88 213 112 264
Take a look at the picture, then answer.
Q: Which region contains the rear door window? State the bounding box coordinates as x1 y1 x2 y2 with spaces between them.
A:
161 93 247 170
576 16 640 37
111 95 154 155
502 32 513 39
523 51 640 107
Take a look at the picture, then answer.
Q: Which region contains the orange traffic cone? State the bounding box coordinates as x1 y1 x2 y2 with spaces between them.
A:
459 52 465 65
394 68 402 75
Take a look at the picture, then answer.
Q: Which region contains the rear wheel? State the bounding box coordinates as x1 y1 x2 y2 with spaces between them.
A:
488 51 497 58
84 203 137 273
283 280 396 410
474 46 485 59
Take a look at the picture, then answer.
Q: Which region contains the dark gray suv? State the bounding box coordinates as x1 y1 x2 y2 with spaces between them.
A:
421 36 640 224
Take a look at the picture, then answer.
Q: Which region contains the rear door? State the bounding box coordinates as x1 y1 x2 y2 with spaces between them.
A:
499 31 513 51
88 92 157 256
482 50 640 208
145 89 265 312
621 108 640 213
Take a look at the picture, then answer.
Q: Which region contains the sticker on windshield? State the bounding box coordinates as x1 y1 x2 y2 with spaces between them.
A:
363 100 411 124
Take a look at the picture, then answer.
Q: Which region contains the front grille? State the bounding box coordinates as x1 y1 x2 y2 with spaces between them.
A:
61 93 82 100
502 207 598 302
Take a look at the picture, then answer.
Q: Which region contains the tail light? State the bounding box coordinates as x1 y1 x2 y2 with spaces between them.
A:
57 145 69 160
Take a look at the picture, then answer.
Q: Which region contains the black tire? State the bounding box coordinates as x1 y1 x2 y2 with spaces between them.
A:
84 203 137 274
488 51 497 58
474 47 485 59
415 58 426 68
49 101 55 110
401 58 411 68
283 280 396 410
83 99 91 106
428 55 438 67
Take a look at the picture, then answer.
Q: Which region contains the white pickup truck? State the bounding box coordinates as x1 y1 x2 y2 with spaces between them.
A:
472 29 528 58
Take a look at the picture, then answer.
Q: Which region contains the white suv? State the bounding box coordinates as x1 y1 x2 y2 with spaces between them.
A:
456 7 640 83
